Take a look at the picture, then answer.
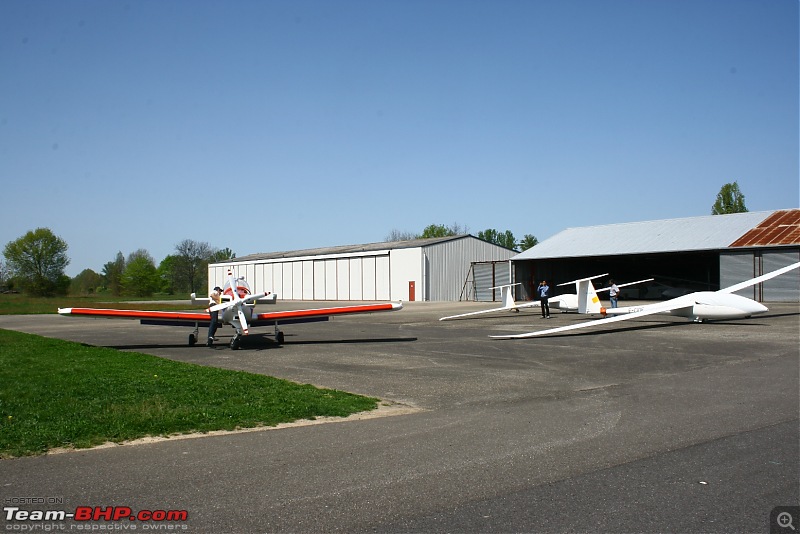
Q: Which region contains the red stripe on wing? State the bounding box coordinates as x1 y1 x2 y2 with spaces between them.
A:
61 308 210 321
255 302 401 321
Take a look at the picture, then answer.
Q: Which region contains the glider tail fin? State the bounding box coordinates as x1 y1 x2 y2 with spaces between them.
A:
500 284 517 309
577 279 603 314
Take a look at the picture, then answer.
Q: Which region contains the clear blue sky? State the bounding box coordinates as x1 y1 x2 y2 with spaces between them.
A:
1 0 797 277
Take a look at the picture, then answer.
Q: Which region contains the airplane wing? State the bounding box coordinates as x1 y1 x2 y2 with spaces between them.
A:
58 308 214 324
595 278 654 293
489 298 692 339
250 302 403 325
440 283 538 321
439 301 539 321
58 302 403 328
718 261 800 294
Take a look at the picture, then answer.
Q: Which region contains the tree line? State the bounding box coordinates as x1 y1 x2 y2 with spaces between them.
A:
1 232 235 297
1 182 747 297
386 224 539 251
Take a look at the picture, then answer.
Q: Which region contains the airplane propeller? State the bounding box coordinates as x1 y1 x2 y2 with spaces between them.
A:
205 270 270 337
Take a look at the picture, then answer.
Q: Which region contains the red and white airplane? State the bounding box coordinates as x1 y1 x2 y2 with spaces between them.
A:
58 269 403 349
490 261 800 339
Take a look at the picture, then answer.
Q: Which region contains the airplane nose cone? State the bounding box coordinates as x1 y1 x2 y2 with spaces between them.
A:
748 301 769 315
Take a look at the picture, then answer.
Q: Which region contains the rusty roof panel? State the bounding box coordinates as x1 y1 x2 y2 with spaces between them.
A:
729 209 800 247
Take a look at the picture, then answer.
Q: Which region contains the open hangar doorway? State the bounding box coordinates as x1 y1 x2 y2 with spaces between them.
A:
513 252 721 302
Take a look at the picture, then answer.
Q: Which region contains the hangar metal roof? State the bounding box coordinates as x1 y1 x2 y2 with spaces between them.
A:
233 235 484 262
729 209 800 247
514 210 798 260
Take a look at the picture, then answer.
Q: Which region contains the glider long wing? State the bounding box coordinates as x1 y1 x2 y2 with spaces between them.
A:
718 261 800 294
489 298 691 339
439 301 540 321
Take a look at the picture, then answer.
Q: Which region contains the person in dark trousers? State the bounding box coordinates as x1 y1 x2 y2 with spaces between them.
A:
207 286 223 346
538 280 551 318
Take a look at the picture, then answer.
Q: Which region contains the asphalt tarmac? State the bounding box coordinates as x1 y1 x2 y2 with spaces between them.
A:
1 300 798 533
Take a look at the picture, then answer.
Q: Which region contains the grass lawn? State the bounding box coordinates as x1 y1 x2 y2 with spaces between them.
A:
0 293 193 315
0 329 379 458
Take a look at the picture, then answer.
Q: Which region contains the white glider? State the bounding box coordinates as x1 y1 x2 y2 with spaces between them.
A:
490 262 800 339
439 283 534 321
440 275 652 320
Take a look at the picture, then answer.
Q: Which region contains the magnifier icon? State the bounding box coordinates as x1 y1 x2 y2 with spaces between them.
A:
778 512 796 531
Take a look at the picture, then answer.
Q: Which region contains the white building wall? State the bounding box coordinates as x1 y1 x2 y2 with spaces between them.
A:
336 258 350 300
362 256 377 300
349 257 363 300
375 255 390 300
390 248 423 301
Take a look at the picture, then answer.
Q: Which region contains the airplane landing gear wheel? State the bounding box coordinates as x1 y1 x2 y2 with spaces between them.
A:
189 334 197 346
276 331 285 345
230 335 241 350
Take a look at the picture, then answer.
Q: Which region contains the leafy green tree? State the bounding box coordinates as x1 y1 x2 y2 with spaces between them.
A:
496 230 517 250
174 239 215 294
420 224 452 238
385 229 419 241
210 247 236 263
712 181 748 214
420 223 468 239
70 269 103 295
102 252 126 296
478 229 499 244
478 229 518 250
0 259 9 290
519 234 538 251
157 255 181 294
3 228 70 296
122 249 159 297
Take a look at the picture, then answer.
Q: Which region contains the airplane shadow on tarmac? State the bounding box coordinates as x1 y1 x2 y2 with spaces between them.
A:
281 337 418 346
108 334 417 351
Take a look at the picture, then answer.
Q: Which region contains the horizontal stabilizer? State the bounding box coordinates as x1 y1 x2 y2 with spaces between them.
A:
557 274 608 287
595 278 654 293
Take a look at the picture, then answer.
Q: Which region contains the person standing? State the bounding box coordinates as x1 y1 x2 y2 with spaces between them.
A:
207 286 223 346
538 280 551 318
609 279 620 309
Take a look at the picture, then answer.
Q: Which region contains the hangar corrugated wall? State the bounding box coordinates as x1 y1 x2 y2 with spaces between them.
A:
421 237 515 301
721 250 800 302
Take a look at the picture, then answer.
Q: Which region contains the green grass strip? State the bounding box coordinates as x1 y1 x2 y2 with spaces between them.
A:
0 329 378 458
0 293 193 315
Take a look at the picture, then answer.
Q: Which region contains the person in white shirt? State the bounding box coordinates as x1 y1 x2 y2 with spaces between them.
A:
609 279 620 308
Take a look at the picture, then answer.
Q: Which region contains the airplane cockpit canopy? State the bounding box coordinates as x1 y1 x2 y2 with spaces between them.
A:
223 277 251 299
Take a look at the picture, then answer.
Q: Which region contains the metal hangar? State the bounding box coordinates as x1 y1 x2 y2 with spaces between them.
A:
209 235 517 302
512 209 800 302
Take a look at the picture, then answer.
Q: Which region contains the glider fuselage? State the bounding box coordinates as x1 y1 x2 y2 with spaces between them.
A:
607 292 769 321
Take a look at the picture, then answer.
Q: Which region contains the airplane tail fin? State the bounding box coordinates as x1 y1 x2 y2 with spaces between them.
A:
557 274 607 314
487 283 521 310
577 279 603 314
500 284 517 309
